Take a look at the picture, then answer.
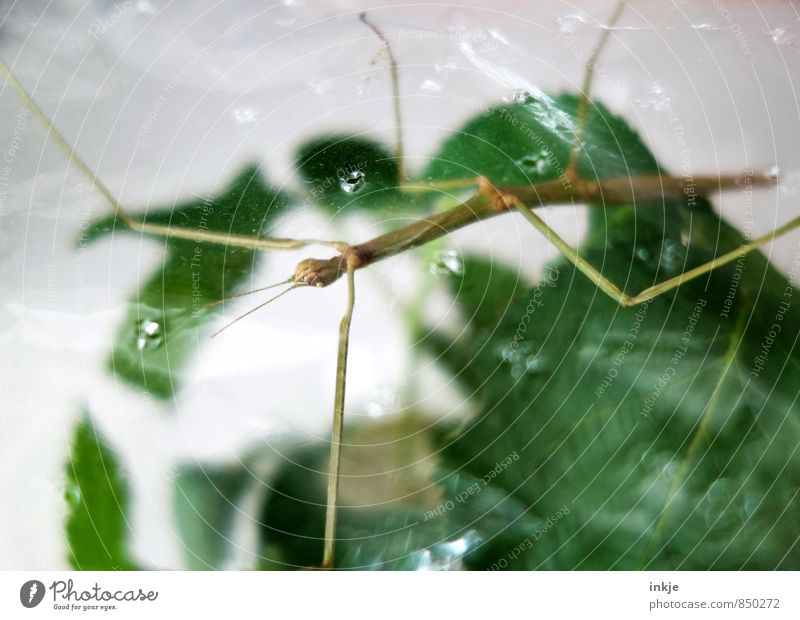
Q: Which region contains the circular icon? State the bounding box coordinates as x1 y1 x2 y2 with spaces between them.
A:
20 580 45 608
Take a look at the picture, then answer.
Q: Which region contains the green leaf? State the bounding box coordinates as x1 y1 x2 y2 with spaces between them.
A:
65 416 137 570
85 165 293 399
423 92 660 187
294 135 412 213
428 211 800 569
173 464 254 570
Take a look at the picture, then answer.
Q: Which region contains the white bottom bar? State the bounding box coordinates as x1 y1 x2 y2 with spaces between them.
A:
0 571 797 619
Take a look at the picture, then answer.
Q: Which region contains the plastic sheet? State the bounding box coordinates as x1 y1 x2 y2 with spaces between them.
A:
1 0 799 570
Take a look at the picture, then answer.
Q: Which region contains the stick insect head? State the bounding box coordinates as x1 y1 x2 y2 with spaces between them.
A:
291 255 348 288
291 246 365 288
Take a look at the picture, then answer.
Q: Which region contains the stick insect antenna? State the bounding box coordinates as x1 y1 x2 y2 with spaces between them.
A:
203 278 295 308
210 283 305 338
359 12 405 183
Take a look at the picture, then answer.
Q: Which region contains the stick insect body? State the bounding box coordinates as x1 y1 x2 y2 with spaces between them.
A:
2 2 794 569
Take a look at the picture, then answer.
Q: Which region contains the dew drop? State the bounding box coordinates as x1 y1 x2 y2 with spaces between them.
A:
636 247 650 262
410 549 434 571
498 340 535 364
701 478 731 526
365 386 397 418
356 75 378 96
660 458 680 480
556 14 587 36
430 250 464 276
770 27 794 46
135 1 157 15
518 148 552 176
637 82 672 112
64 483 81 506
498 345 517 365
308 77 333 95
524 353 548 375
423 530 482 570
136 319 163 351
233 107 257 124
510 89 531 104
660 239 686 272
765 165 780 181
777 169 800 196
339 170 366 194
498 341 541 378
740 491 757 522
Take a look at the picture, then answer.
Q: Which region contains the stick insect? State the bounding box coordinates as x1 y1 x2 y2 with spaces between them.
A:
2 2 794 569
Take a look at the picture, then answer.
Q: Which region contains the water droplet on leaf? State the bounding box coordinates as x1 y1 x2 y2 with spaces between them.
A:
518 148 552 176
498 340 535 364
660 239 686 272
524 353 548 375
430 250 464 276
700 478 732 526
64 483 81 506
339 170 366 194
510 89 532 104
498 341 542 378
740 491 758 522
413 530 481 570
136 319 163 351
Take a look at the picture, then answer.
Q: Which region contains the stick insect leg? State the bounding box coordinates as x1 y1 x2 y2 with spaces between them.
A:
565 0 628 182
406 0 623 199
0 57 129 220
0 56 345 253
400 0 625 199
511 0 800 306
623 216 800 304
511 197 800 307
360 12 484 197
321 253 358 569
511 198 631 304
360 13 405 183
